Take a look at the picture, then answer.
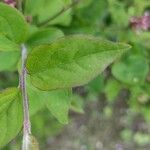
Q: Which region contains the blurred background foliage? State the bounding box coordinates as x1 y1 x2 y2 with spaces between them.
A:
1 0 150 149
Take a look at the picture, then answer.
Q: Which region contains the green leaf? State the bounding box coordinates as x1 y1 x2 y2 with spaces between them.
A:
134 132 150 146
0 3 28 43
0 34 20 51
0 51 20 71
45 89 71 124
25 0 72 26
104 78 121 102
70 94 84 114
108 0 129 27
86 75 105 94
0 88 23 148
26 27 64 49
112 55 149 85
26 35 131 90
27 77 71 124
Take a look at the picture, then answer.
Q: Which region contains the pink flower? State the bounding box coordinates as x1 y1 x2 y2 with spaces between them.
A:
130 11 150 31
3 0 16 7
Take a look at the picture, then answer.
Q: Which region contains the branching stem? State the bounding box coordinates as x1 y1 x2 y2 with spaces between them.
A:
37 0 81 27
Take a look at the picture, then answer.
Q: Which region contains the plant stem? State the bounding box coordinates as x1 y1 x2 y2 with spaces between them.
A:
20 45 31 136
17 0 22 11
37 0 81 27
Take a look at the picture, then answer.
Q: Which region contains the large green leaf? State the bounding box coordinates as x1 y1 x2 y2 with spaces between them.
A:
0 34 20 51
112 55 149 85
0 3 28 43
26 35 131 90
27 78 71 124
0 88 23 148
0 51 20 71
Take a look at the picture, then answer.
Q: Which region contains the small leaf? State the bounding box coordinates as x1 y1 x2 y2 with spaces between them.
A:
0 88 23 148
70 94 84 114
26 35 131 90
26 27 64 49
27 77 71 124
0 3 28 43
104 78 121 102
112 55 149 85
86 75 105 94
45 89 71 124
0 34 20 51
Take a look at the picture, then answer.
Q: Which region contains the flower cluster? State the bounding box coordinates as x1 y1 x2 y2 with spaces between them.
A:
3 0 16 7
130 12 150 31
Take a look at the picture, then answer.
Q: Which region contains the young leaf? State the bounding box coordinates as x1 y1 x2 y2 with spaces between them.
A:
112 55 149 85
104 78 121 102
26 35 131 91
0 34 20 51
26 27 64 49
0 3 28 43
45 89 71 124
0 88 23 148
27 77 71 124
70 94 84 114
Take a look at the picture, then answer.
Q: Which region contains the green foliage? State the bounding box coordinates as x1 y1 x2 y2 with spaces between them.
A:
26 35 130 90
25 0 72 26
1 0 149 149
86 75 105 94
133 132 150 146
26 27 64 49
108 0 129 27
27 78 71 124
0 3 28 43
120 129 132 141
0 88 23 148
104 78 121 102
70 94 84 114
129 84 150 122
0 51 20 71
0 34 19 51
112 55 149 85
31 110 64 141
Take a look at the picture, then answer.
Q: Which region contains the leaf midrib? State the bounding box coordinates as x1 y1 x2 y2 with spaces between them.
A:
28 47 127 75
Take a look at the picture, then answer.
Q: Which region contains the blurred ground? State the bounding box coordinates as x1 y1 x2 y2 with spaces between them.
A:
43 90 150 150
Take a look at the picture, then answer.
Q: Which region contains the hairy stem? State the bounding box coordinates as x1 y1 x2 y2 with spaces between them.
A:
37 0 81 27
20 45 31 150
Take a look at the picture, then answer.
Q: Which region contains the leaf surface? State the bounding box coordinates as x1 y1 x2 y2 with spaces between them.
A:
0 51 20 71
0 34 20 51
0 3 28 43
25 0 72 26
26 35 131 90
26 27 64 49
112 55 149 85
27 78 71 124
0 88 23 148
